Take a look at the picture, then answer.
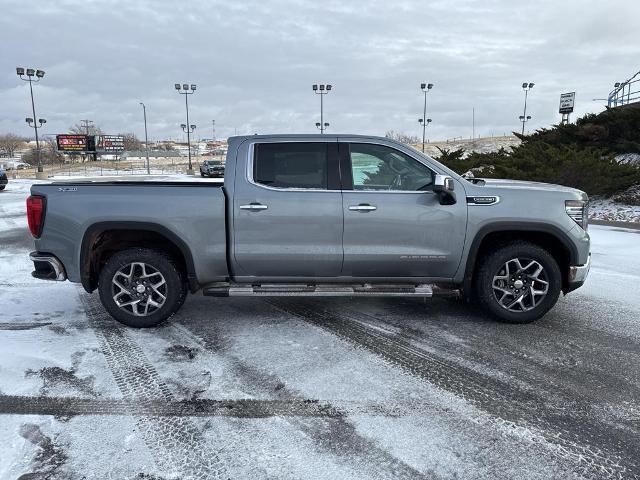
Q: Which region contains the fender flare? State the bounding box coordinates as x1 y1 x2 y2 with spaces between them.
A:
79 221 198 293
462 222 578 294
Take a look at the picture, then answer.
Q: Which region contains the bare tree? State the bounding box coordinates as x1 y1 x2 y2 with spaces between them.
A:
69 123 103 136
0 133 27 157
21 138 64 166
385 130 420 145
120 133 143 151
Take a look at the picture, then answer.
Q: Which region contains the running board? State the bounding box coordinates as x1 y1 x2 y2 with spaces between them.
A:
203 283 460 298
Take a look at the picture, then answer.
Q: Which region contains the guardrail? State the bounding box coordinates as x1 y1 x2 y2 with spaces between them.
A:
608 70 640 108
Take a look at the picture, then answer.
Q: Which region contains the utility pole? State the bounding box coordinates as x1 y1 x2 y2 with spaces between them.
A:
211 120 216 141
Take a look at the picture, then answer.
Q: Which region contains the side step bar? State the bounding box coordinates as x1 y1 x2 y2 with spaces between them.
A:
203 283 460 298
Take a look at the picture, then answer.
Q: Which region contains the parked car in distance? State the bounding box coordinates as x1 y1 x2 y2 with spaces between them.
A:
27 134 590 328
4 161 32 170
0 168 7 190
200 159 225 177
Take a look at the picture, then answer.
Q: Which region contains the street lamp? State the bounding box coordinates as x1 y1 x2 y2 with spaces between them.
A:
520 82 534 135
175 83 196 175
420 83 434 152
17 67 47 178
312 84 332 134
140 102 150 175
418 118 432 144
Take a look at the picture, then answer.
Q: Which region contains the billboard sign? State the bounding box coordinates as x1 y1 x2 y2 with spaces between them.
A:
56 134 94 152
559 92 575 114
96 135 125 152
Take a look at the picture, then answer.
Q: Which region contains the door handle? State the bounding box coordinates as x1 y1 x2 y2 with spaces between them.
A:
348 204 377 212
240 203 268 211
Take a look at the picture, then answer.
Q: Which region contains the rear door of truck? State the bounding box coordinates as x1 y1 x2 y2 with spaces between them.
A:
231 138 343 278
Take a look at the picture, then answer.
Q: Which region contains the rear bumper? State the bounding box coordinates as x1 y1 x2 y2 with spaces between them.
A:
565 253 590 293
29 252 67 281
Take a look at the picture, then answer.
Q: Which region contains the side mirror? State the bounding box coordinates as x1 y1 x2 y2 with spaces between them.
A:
433 174 456 205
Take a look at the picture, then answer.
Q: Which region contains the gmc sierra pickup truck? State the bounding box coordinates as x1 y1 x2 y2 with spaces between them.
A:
27 134 590 327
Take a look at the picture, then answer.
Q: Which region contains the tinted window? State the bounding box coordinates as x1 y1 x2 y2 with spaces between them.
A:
350 143 434 191
254 143 328 189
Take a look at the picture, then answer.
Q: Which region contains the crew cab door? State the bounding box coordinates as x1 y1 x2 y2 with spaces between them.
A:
340 140 467 278
232 140 343 278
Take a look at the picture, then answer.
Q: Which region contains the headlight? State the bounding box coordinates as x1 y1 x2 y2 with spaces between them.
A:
565 200 588 230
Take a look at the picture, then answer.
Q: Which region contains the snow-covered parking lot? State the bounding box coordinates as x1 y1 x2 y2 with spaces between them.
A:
1 179 639 479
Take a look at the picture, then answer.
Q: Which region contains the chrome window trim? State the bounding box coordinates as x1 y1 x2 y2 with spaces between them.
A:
245 138 439 195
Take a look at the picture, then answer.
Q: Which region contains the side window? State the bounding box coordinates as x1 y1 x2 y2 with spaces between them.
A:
254 143 328 189
350 143 435 191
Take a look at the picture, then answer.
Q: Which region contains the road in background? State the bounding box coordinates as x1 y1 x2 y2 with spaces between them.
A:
0 179 638 479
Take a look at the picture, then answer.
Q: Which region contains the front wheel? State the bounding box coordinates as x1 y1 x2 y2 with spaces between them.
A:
474 241 561 324
98 248 186 328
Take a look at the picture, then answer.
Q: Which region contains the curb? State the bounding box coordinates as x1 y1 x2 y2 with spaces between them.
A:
589 219 640 230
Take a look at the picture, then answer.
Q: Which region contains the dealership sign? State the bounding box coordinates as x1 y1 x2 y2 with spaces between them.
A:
96 135 125 152
559 92 575 114
56 134 95 152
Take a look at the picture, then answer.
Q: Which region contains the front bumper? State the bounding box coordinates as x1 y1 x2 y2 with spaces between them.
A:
29 252 67 281
565 253 590 293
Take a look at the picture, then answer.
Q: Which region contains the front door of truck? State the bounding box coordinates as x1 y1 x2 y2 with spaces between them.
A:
340 141 467 278
232 140 343 279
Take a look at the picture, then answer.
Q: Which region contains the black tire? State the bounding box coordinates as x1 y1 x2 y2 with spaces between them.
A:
0 185 5 191
98 248 186 328
474 241 561 324
200 172 205 177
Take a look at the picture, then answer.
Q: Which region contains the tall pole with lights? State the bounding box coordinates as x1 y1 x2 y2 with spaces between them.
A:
312 84 332 134
140 102 150 174
418 118 432 145
420 83 434 152
175 83 196 175
521 82 534 135
16 67 47 178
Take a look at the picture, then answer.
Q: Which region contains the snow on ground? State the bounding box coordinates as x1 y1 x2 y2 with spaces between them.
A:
589 197 640 223
1 178 639 479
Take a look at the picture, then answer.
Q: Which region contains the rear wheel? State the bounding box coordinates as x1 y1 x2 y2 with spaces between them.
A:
98 248 186 328
475 241 561 323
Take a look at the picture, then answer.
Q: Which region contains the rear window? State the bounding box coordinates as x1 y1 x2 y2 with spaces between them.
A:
253 143 328 189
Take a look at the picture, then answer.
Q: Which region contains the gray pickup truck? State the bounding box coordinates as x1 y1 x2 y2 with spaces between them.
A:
27 134 590 327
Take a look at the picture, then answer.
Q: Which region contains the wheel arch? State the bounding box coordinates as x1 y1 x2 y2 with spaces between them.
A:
462 222 578 296
80 221 199 293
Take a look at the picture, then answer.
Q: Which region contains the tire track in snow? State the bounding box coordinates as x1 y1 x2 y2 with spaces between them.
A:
174 320 436 480
79 292 227 480
268 299 638 480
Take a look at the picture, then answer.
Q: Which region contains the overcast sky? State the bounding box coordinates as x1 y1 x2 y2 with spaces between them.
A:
1 0 638 142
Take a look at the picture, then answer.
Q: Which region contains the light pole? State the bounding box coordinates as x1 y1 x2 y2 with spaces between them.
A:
17 67 47 179
140 102 150 175
312 84 332 134
521 82 534 135
211 119 216 141
181 123 196 161
418 118 432 144
420 83 434 152
175 83 196 175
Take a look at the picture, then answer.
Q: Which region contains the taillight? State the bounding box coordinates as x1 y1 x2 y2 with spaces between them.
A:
26 195 46 238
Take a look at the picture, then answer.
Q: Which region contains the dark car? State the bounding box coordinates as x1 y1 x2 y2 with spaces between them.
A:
0 168 8 191
199 159 225 178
